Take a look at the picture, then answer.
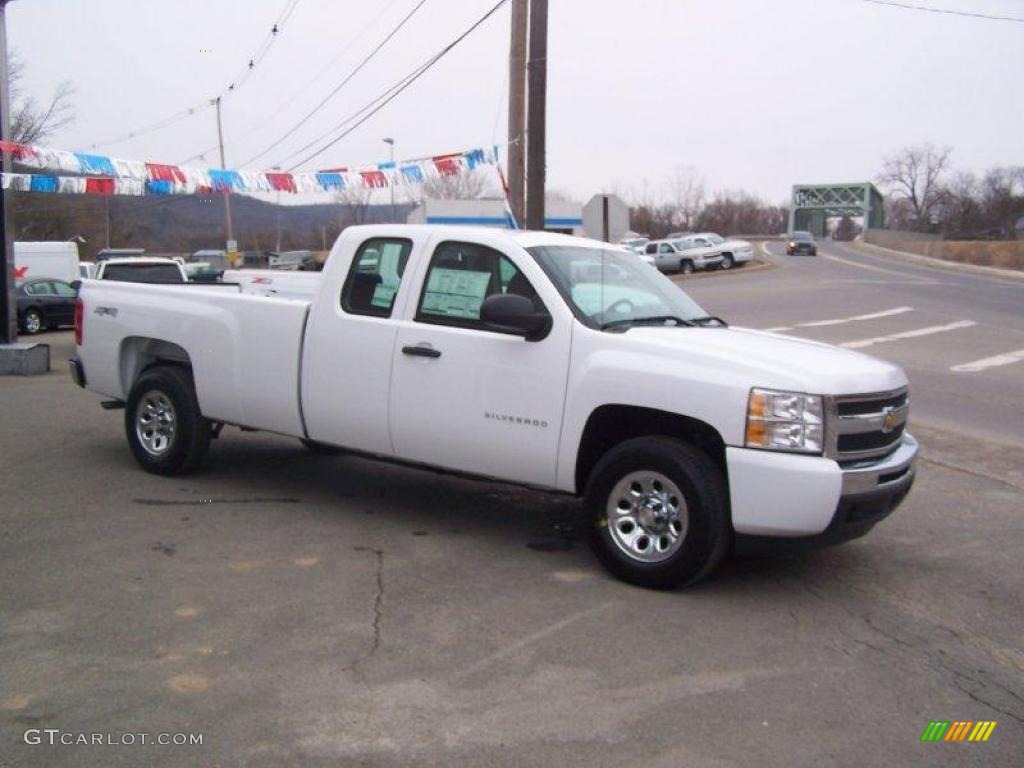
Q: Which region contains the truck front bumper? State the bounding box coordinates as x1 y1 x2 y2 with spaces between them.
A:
727 434 918 549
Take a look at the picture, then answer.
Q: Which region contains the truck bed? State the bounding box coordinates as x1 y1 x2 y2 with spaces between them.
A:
223 269 322 301
77 280 311 436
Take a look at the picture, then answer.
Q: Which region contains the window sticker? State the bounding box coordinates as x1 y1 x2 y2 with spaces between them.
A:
421 268 492 320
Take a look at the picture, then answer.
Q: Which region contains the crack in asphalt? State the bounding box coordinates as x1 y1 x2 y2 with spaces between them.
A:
134 497 302 506
347 547 385 677
798 569 1024 723
918 456 1024 493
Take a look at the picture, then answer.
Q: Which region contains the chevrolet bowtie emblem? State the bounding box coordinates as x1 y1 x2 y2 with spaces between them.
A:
881 406 900 433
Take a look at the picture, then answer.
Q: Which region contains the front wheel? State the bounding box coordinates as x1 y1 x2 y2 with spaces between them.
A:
720 254 734 270
585 437 729 589
125 365 211 475
679 260 695 275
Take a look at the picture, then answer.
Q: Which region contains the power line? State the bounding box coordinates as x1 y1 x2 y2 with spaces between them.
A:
85 0 304 151
237 0 430 169
859 0 1024 23
283 0 510 172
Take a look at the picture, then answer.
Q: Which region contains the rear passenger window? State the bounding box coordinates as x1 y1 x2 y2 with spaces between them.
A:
416 241 542 328
340 238 412 317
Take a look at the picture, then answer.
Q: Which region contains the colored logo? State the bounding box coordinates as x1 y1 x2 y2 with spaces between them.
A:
921 721 996 742
881 406 900 433
14 265 28 278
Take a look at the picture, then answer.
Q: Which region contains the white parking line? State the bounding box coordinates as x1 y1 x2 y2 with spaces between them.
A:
841 320 977 349
951 349 1024 373
764 306 914 333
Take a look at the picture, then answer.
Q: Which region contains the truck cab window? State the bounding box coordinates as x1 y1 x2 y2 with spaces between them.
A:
416 241 543 328
340 238 412 317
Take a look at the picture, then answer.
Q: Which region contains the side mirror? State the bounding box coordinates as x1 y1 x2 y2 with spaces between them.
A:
70 280 82 292
480 293 551 342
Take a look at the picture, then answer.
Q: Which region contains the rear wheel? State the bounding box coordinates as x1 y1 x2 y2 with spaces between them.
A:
125 365 211 475
585 437 729 589
21 309 42 334
679 260 695 275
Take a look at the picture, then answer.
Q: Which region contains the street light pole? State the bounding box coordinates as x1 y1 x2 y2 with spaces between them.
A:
272 165 282 252
383 137 395 222
214 97 234 251
0 0 17 343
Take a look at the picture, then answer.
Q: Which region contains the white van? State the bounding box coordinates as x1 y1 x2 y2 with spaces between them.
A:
14 241 80 285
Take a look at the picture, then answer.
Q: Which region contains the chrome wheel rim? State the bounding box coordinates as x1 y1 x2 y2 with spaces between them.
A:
135 390 177 457
25 312 40 333
721 256 732 269
606 471 688 563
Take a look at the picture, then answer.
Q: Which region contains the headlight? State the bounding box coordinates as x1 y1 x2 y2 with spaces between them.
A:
745 388 824 454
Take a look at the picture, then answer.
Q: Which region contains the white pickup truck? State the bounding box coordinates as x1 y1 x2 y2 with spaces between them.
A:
69 225 917 588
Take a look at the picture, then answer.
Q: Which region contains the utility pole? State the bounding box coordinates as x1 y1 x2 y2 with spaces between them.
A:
272 165 282 252
214 97 234 251
0 0 16 344
525 0 547 231
506 0 527 225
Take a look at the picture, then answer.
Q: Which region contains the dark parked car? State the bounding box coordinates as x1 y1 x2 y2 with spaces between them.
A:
786 231 818 256
17 278 78 334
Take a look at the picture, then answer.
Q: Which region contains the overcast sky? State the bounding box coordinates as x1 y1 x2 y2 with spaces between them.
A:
8 0 1024 205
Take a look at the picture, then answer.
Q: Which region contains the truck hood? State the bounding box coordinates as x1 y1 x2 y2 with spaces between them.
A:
621 325 907 395
722 239 751 250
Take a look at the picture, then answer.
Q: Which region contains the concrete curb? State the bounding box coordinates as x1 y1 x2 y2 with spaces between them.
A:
851 241 1024 281
0 343 51 375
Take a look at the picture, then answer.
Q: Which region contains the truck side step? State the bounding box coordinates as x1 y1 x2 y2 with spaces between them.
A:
100 400 126 410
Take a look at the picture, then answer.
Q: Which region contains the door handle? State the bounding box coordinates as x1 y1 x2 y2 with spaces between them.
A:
402 344 441 359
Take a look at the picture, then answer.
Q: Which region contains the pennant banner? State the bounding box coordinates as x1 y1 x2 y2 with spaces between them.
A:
0 140 498 197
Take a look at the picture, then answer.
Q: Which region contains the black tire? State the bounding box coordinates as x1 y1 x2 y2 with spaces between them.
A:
125 365 211 475
585 437 729 589
679 260 695 275
720 254 734 270
21 309 42 335
300 438 344 456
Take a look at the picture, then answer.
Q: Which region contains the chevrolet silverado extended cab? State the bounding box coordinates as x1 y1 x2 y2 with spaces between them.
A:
70 225 917 588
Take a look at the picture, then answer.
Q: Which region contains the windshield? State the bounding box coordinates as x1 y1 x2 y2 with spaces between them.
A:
793 231 813 241
527 245 707 329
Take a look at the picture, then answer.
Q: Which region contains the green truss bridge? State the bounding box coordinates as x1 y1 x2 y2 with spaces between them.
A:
788 182 885 237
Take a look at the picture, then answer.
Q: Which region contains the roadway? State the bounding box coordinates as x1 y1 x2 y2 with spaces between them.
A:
681 240 1024 451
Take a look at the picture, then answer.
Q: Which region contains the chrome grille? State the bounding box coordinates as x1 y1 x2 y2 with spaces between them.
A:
826 388 909 462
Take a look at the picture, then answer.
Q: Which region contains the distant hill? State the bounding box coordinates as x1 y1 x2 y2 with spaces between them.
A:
11 191 415 256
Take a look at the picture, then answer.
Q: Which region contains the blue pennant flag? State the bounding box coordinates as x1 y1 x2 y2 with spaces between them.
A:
29 174 59 193
145 179 173 195
74 153 117 176
400 165 424 184
463 148 486 170
315 172 344 191
209 169 243 192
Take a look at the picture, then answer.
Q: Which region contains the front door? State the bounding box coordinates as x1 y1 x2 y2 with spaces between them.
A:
389 237 572 488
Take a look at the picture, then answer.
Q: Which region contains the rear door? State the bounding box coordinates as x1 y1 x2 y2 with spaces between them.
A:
301 236 417 456
389 234 572 487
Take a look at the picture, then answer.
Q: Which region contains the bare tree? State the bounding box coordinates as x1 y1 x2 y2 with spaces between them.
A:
877 143 951 232
415 168 499 202
334 184 375 228
980 166 1024 239
9 52 75 145
664 166 705 233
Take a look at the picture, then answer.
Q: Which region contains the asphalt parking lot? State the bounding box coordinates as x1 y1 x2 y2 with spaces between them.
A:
2 245 1023 766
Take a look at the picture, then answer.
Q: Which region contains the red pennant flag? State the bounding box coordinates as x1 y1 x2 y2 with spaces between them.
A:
85 177 115 195
266 172 297 193
145 163 187 183
0 140 38 161
360 170 387 188
433 154 461 176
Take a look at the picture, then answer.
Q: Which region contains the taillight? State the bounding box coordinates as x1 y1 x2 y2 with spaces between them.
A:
74 298 84 345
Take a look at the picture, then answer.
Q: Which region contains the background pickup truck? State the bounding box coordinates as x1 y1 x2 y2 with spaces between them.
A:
70 225 917 588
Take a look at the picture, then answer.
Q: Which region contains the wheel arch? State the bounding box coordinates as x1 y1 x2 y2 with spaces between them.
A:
574 404 728 496
119 336 193 396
